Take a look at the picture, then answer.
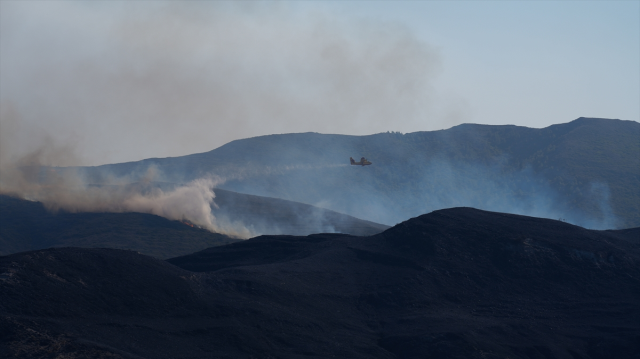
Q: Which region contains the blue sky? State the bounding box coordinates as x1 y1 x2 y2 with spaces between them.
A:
319 1 639 126
1 1 638 165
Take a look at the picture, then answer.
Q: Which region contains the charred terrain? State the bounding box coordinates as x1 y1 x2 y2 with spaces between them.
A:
0 192 387 259
2 208 639 358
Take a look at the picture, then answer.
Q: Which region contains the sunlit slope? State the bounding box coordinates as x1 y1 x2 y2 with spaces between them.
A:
78 118 640 228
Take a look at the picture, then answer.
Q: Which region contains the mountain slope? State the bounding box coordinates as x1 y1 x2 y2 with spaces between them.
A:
73 118 640 229
0 195 237 259
0 191 388 258
211 188 389 236
2 208 639 358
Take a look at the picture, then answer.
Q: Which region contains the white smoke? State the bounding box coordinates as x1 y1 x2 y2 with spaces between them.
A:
121 178 218 230
0 1 444 166
0 158 255 237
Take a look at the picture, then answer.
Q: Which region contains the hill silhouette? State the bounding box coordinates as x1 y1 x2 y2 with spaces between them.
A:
72 118 640 229
2 208 638 358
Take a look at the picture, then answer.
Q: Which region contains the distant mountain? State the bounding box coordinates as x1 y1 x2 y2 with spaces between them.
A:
73 118 640 229
2 208 638 358
0 192 388 258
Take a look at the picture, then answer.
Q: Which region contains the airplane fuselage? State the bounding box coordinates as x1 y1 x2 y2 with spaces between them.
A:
350 157 372 166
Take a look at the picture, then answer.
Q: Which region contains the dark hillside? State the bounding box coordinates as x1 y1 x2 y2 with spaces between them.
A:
0 191 387 258
2 208 638 358
0 195 237 259
72 118 640 229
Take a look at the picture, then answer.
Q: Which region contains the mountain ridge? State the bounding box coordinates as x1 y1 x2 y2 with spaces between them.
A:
62 118 639 229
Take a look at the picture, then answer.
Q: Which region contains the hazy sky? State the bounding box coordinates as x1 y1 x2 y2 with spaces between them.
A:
1 1 638 166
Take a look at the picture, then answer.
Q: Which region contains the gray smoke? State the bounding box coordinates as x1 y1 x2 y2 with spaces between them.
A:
0 1 446 235
1 1 446 166
0 108 247 236
1 2 621 233
0 153 246 235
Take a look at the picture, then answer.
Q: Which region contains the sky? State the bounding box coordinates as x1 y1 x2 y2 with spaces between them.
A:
1 1 638 166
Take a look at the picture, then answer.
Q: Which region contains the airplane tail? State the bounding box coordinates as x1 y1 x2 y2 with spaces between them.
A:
350 157 355 165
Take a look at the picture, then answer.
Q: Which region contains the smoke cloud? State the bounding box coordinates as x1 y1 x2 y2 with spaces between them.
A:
1 1 445 166
0 155 248 235
0 107 246 236
1 2 624 234
0 1 446 236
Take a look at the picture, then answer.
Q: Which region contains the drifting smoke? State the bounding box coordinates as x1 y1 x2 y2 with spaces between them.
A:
0 108 251 237
0 156 247 236
121 178 216 229
199 130 625 230
1 1 440 235
1 1 445 166
225 161 619 230
0 3 629 233
0 111 359 239
0 2 446 235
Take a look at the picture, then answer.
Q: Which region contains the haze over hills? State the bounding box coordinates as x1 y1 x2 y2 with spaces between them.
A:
2 3 637 358
0 194 237 259
0 191 388 258
2 208 638 358
211 188 389 236
70 117 640 229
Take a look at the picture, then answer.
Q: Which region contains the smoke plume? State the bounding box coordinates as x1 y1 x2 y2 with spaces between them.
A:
0 154 244 235
0 1 435 235
1 1 445 166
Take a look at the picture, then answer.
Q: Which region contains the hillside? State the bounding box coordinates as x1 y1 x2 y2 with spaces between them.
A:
72 118 640 229
211 188 389 236
0 192 388 258
2 208 639 358
0 195 238 259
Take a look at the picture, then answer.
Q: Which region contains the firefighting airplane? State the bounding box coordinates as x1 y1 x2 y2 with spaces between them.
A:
350 157 372 166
